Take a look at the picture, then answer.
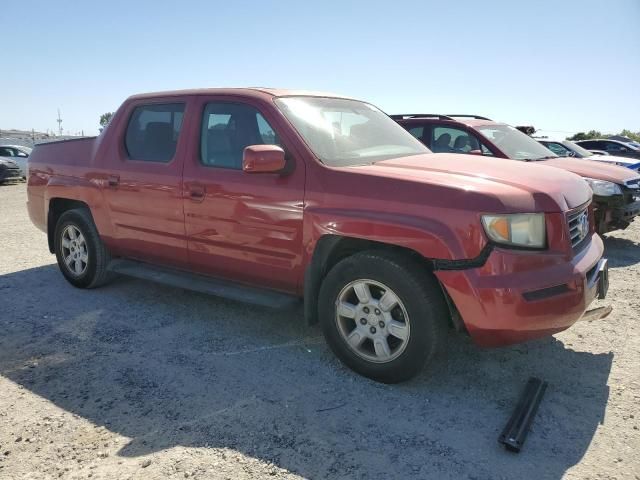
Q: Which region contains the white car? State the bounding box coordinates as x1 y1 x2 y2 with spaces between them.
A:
0 144 32 179
538 139 640 173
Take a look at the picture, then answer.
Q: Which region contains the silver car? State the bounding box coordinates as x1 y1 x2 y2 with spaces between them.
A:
0 144 32 178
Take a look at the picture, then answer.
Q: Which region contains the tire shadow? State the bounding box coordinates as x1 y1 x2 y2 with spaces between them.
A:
0 265 613 479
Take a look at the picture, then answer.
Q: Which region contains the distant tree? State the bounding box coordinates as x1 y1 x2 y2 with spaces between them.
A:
99 112 114 128
567 130 602 141
619 129 640 143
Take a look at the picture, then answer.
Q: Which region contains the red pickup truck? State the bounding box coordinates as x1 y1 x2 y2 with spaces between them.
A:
27 88 610 383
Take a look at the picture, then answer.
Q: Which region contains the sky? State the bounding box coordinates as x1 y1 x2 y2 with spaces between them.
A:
1 0 639 137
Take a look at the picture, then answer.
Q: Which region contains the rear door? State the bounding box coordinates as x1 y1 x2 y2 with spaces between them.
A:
99 99 191 268
182 96 305 293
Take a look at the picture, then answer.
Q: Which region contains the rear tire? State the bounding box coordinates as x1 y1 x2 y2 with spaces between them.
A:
54 208 113 288
319 250 449 383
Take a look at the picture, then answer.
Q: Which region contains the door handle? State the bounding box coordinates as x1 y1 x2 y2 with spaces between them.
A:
107 174 120 188
188 184 206 202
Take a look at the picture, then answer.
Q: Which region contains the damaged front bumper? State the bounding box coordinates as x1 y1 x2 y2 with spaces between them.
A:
435 234 610 347
613 198 640 223
595 192 640 233
580 258 611 321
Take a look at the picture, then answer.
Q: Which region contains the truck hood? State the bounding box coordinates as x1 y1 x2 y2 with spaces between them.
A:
354 153 591 212
539 157 640 185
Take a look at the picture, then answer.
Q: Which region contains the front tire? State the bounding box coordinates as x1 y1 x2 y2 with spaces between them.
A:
54 208 112 288
319 251 449 383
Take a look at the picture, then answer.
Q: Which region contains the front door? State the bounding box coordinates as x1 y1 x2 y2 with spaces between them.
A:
182 97 305 293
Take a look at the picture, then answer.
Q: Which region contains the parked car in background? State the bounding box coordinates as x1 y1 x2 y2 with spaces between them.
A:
575 139 640 160
26 88 610 383
538 139 640 172
393 114 640 233
608 135 640 149
0 157 23 183
0 144 31 178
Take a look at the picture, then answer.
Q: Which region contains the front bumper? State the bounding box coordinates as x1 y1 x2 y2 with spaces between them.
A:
435 234 607 347
0 166 22 182
615 199 640 222
595 194 640 232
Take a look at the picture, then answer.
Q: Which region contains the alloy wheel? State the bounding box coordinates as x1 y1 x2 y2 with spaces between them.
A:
335 279 410 363
61 225 89 276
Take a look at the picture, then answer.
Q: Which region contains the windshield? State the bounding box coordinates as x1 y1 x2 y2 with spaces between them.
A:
274 96 429 166
564 140 595 157
476 124 558 161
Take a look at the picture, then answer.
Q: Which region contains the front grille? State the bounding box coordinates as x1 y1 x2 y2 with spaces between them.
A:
0 165 21 179
567 206 590 250
625 178 640 189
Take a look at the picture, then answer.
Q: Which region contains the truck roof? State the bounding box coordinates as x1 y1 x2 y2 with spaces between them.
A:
127 87 357 101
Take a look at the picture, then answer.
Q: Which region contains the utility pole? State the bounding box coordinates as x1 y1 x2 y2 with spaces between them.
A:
57 109 63 136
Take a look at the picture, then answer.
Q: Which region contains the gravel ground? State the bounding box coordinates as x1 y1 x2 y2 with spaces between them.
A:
0 182 638 480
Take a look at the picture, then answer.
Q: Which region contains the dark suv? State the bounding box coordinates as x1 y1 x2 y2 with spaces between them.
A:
575 139 640 160
393 114 640 233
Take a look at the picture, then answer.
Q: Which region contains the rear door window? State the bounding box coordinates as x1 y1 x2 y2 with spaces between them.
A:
125 103 185 162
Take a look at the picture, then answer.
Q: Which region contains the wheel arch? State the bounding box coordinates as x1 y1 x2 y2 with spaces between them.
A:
47 198 91 253
303 234 465 332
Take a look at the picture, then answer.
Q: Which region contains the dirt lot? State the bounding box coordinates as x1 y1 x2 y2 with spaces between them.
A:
0 183 638 480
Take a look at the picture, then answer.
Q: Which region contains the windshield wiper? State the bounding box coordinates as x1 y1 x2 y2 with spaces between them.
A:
524 156 556 162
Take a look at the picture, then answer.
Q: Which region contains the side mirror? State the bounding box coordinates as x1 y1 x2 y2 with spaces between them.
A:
242 145 286 173
468 149 483 155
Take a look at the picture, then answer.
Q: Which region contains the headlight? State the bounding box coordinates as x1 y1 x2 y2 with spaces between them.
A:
481 213 546 248
583 178 622 196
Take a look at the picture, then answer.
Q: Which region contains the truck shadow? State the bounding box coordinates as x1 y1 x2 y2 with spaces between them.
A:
602 234 640 267
0 265 613 479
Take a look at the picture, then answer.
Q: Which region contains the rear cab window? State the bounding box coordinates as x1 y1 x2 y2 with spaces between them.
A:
125 103 185 162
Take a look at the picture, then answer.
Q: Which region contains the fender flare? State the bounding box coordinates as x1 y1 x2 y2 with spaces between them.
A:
301 207 489 325
44 176 109 252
